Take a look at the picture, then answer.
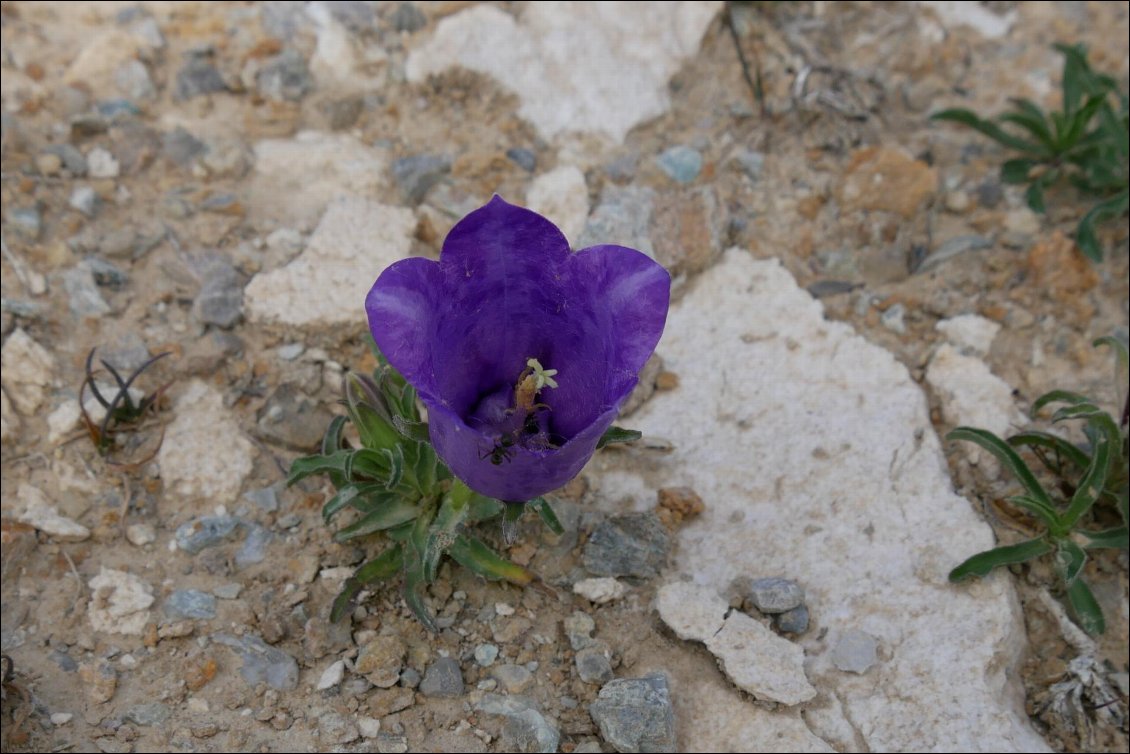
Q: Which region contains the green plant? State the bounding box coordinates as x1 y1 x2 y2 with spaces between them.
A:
79 347 171 467
932 43 1129 261
288 358 639 630
948 335 1129 635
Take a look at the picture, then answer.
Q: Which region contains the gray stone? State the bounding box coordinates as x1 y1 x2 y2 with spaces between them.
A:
115 60 155 101
163 127 206 167
256 383 333 450
419 657 464 697
69 186 98 216
775 604 809 634
175 52 227 100
506 147 537 172
563 611 595 650
391 2 427 32
392 154 451 204
96 98 141 121
213 633 299 690
491 663 534 694
575 645 614 685
61 264 111 317
257 49 312 102
213 583 243 600
743 577 805 614
193 260 244 328
831 629 878 674
124 702 171 727
576 185 655 256
325 95 363 130
375 733 409 754
477 694 559 754
235 524 272 568
164 589 217 620
656 145 702 184
44 144 88 175
260 1 308 39
399 667 421 689
880 303 906 334
806 280 860 298
731 147 764 181
589 673 676 753
582 513 670 580
175 516 241 554
7 206 42 241
474 643 499 667
977 179 1003 208
325 0 376 32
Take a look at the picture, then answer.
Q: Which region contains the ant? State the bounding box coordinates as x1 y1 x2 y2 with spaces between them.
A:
481 432 516 465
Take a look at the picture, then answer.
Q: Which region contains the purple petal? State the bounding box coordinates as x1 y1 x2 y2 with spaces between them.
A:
428 402 618 502
365 257 444 404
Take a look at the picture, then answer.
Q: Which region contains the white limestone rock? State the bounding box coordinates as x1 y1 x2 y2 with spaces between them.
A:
595 249 1048 752
158 380 254 504
88 567 154 636
926 343 1025 438
936 314 1001 357
1 328 57 415
245 197 416 329
656 582 816 705
573 577 628 605
405 2 721 142
249 131 388 229
12 484 90 542
526 165 590 244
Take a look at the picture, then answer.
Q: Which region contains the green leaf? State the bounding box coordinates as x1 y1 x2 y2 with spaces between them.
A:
528 497 565 536
392 415 430 444
1030 388 1094 417
448 535 534 586
351 402 400 452
597 426 642 450
323 484 361 523
321 415 348 456
1062 413 1119 527
1005 495 1061 531
947 427 1054 509
1055 540 1087 584
1079 525 1129 550
1065 577 1105 635
1008 431 1090 471
949 537 1053 582
403 501 439 632
1057 42 1088 115
333 498 421 542
931 108 1045 154
329 544 404 622
1050 403 1104 424
1004 99 1055 146
1024 179 1046 214
424 489 472 582
287 449 353 486
1076 189 1129 262
1092 334 1129 372
467 494 503 522
1000 158 1037 185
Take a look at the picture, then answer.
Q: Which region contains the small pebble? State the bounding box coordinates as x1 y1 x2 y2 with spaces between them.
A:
474 643 499 667
419 657 464 698
125 523 156 547
831 629 878 674
656 145 702 184
743 577 805 614
775 604 810 634
317 660 346 690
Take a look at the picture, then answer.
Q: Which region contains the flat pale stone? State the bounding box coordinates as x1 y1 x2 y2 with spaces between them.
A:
526 165 589 244
249 131 388 229
596 249 1048 751
13 484 90 542
926 343 1025 438
88 567 154 636
656 583 815 705
245 197 416 329
158 380 254 503
1 388 19 444
573 577 628 604
936 314 1001 357
1 328 56 415
405 2 721 142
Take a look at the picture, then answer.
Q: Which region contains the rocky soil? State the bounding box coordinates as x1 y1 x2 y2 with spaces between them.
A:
1 2 1127 753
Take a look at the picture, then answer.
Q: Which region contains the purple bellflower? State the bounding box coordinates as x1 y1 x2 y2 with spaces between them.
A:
366 196 670 503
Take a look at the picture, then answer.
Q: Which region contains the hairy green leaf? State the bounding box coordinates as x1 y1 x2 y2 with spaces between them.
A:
949 537 1053 582
948 427 1054 509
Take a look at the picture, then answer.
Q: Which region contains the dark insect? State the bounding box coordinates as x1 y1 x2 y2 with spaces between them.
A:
481 433 516 465
523 412 541 436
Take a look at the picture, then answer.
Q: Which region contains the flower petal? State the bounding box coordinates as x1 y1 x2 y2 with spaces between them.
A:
365 257 444 403
429 401 618 501
544 244 671 438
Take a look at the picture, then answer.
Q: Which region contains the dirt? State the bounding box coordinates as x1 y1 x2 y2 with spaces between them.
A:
1 2 1128 752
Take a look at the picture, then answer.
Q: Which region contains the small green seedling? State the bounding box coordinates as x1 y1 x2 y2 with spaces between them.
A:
932 43 1128 261
948 335 1129 635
